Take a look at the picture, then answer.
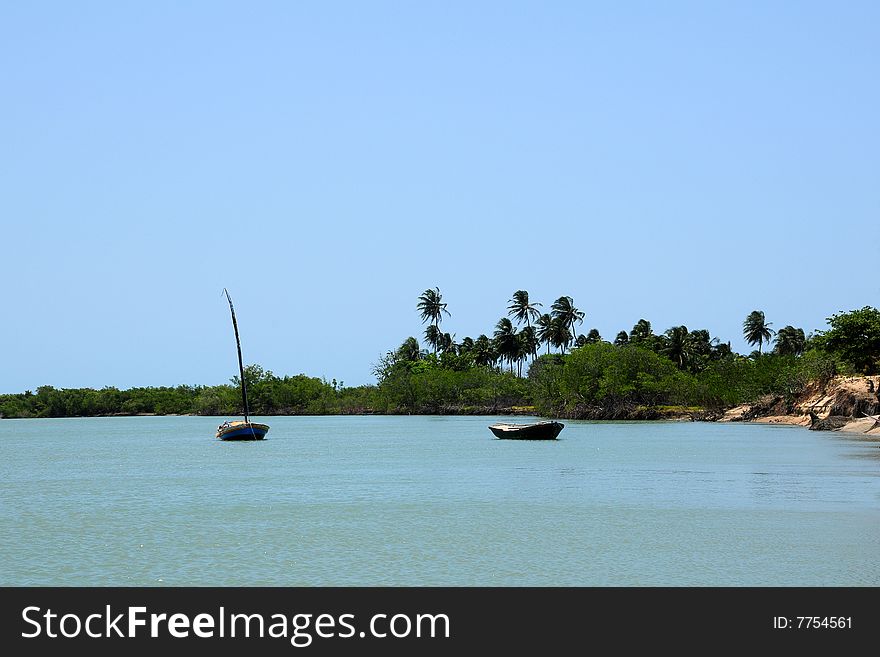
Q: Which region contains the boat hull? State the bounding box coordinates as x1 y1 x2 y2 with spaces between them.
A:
489 421 564 440
216 421 270 441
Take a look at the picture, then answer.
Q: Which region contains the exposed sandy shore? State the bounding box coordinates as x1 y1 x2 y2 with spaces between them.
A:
753 414 880 435
753 414 812 427
719 375 880 436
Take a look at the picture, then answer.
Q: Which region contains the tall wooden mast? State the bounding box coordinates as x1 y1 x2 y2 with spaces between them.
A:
223 288 250 423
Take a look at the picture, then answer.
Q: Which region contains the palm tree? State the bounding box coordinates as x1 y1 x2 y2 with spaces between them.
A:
417 287 450 353
711 341 733 360
684 328 715 372
550 296 585 353
514 333 530 376
743 310 774 355
424 325 442 354
774 325 806 356
473 334 496 368
629 319 653 344
507 290 542 328
687 329 713 356
574 329 601 349
519 325 539 370
395 337 422 362
550 316 572 354
438 332 457 355
536 313 554 354
614 331 629 346
493 318 519 372
662 325 692 369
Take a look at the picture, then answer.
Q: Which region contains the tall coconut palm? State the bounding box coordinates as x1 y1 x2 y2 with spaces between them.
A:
507 290 543 328
493 318 519 372
629 319 653 344
550 316 572 355
514 333 529 376
438 332 457 355
684 328 714 372
712 341 733 360
473 334 496 368
687 329 713 355
662 325 692 369
774 325 806 356
519 325 539 369
536 313 554 354
574 329 600 349
424 324 442 354
743 310 774 355
417 287 450 353
395 337 422 362
550 296 584 353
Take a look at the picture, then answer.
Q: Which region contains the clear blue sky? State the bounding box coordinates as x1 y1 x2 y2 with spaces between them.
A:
1 1 877 393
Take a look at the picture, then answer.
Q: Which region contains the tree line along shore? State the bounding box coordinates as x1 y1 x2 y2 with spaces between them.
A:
2 290 879 423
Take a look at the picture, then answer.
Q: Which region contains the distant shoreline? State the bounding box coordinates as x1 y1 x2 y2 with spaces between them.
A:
3 370 878 439
4 402 879 438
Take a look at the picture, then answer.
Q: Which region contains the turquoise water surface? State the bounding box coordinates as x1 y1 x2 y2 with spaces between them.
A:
1 415 878 586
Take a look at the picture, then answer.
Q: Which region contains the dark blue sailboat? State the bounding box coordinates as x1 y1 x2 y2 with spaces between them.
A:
216 289 269 441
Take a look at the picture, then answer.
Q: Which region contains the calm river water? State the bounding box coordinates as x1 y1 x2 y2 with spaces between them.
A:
1 415 878 586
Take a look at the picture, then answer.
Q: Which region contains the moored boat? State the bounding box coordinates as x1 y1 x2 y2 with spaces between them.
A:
217 289 269 441
489 421 564 440
216 420 270 441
